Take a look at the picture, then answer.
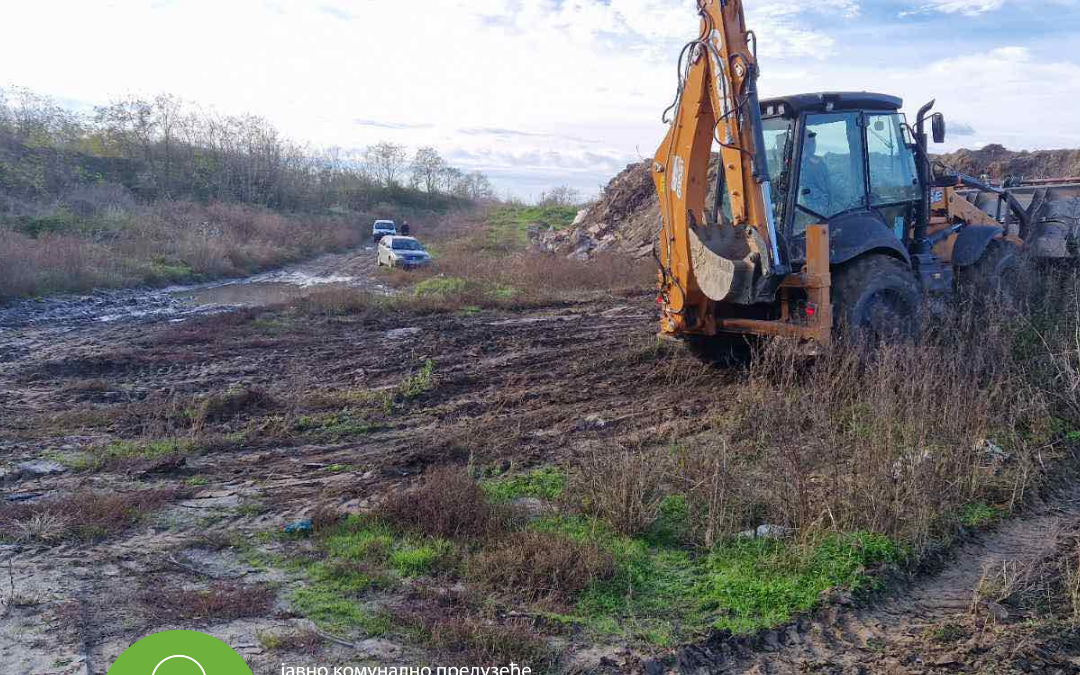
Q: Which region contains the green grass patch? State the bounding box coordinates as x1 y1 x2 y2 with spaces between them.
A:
399 359 435 399
293 412 376 440
414 276 467 298
486 204 579 247
696 532 898 635
291 586 392 635
54 437 210 471
482 466 566 502
289 516 459 636
532 514 898 645
960 502 1004 528
390 539 456 577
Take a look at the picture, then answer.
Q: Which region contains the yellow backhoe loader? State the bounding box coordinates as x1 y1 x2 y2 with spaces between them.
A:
653 0 1070 346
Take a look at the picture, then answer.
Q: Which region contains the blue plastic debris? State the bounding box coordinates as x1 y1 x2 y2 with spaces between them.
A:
284 518 314 534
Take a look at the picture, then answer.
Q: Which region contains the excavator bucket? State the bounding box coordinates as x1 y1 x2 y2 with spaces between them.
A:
687 219 756 304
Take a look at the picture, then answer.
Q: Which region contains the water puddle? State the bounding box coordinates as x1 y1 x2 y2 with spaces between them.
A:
0 248 382 332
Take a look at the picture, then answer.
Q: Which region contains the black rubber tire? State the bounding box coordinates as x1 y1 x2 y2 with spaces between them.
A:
684 333 753 364
957 240 1021 303
832 254 921 342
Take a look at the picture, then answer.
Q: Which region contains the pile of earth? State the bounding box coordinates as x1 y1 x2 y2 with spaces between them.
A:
532 160 720 260
935 144 1080 181
531 160 657 260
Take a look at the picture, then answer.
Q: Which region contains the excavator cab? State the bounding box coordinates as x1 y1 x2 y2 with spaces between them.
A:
758 93 923 277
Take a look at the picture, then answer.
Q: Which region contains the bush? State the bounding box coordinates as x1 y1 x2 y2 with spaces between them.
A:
0 488 181 543
374 467 516 540
467 531 615 603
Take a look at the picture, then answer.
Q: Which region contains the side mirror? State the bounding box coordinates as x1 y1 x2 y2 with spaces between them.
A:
931 113 946 144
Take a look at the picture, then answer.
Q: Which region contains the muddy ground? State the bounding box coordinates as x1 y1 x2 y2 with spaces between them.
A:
1 243 1079 674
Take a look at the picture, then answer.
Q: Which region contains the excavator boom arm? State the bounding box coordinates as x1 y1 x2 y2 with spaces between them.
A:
653 0 786 336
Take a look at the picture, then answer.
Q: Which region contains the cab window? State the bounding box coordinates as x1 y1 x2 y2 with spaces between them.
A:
866 113 920 206
796 112 867 222
761 116 794 224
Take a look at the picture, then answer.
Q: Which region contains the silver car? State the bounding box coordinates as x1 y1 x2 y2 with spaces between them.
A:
377 236 432 268
372 220 397 243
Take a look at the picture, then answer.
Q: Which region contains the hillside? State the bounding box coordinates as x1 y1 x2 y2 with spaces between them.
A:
0 87 483 298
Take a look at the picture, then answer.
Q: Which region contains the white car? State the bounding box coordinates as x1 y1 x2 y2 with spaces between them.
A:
372 220 397 243
377 236 432 269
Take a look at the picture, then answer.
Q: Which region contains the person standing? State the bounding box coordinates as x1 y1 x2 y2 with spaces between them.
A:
401 220 411 236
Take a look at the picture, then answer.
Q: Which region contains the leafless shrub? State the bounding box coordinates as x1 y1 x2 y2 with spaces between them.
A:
572 444 666 537
140 581 275 623
1061 537 1080 626
467 531 614 604
374 467 516 540
666 441 761 548
0 488 182 544
410 613 555 669
308 504 347 533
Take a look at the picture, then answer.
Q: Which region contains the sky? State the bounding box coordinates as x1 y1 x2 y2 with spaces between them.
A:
1 0 1079 199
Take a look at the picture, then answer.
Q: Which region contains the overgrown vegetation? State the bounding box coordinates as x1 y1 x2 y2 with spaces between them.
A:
281 466 902 666
0 488 182 544
486 204 580 247
0 86 486 298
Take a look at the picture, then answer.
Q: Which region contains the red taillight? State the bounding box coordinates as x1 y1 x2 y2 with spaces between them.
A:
806 304 817 318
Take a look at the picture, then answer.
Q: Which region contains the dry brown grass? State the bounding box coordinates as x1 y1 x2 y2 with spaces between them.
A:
0 488 182 544
258 627 323 654
572 445 667 537
190 386 276 429
0 201 363 299
466 531 614 604
139 581 276 623
407 612 555 669
374 467 517 540
560 273 1080 556
971 532 1080 625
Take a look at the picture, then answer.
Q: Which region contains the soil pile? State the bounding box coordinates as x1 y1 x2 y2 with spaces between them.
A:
534 160 658 260
936 144 1080 181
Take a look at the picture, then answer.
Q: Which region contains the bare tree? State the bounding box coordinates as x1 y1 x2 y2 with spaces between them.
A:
364 141 408 187
464 171 495 201
410 146 447 193
538 185 581 206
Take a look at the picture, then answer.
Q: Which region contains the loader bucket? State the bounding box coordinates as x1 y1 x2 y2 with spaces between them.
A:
957 179 1080 260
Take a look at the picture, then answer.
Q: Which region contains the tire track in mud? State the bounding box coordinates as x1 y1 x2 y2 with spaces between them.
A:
664 488 1080 674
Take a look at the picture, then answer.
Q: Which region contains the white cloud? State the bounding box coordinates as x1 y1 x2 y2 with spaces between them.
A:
919 0 1007 14
0 0 1074 198
761 45 1080 151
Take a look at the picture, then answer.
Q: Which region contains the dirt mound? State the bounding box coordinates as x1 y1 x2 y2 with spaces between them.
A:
534 161 658 260
937 144 1080 181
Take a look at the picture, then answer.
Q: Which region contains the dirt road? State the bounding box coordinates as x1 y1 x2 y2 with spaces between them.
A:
1 249 1078 673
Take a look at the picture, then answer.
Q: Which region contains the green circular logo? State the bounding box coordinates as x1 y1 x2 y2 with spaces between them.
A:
108 630 253 674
